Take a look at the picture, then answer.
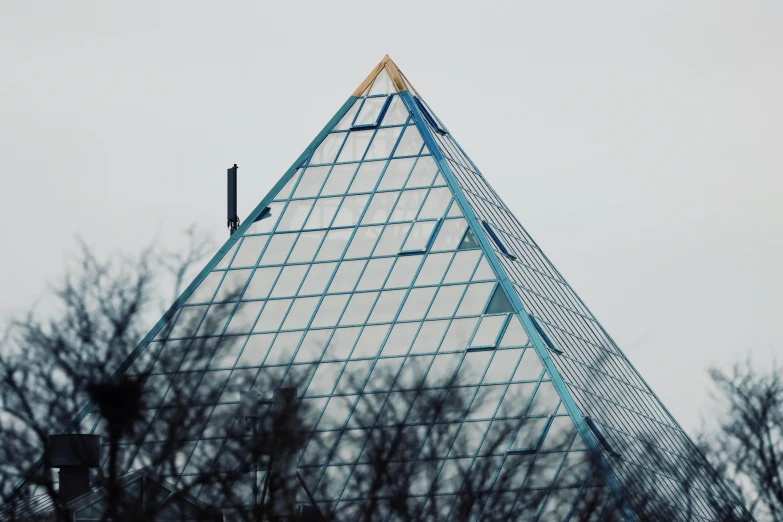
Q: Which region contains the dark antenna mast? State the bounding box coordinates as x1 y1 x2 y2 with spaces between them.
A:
227 164 239 236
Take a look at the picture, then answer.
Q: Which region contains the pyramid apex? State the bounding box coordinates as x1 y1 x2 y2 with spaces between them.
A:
352 55 419 97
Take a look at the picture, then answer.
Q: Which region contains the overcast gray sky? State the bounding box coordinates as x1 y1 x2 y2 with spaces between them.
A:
1 1 781 434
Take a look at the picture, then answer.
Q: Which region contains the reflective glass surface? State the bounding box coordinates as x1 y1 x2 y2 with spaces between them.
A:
64 61 744 522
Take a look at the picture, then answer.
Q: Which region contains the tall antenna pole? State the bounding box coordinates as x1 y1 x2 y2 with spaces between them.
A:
227 164 239 236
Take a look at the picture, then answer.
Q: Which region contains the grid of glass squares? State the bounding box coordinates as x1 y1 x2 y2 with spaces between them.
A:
63 92 608 521
50 62 746 521
413 91 747 519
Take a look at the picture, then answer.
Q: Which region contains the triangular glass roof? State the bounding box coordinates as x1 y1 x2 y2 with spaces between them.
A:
39 56 747 521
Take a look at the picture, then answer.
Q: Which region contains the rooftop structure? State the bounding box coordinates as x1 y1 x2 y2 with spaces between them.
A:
22 56 749 521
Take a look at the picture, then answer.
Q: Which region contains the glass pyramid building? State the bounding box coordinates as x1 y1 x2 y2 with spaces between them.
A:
57 56 747 521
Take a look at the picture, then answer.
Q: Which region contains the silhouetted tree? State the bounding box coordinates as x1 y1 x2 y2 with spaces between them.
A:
699 361 783 522
0 233 764 522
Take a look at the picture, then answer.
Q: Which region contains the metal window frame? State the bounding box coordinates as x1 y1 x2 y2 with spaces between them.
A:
351 94 394 129
481 220 516 260
466 312 511 351
529 315 563 355
398 218 443 256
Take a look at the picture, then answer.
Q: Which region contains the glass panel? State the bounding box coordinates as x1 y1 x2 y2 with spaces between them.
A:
236 333 274 367
317 397 353 430
258 234 297 265
384 256 423 288
368 289 406 323
380 322 420 356
364 357 403 390
347 161 385 194
253 299 292 332
311 295 350 328
381 95 409 126
500 315 530 348
333 99 361 131
395 355 432 389
456 351 492 385
527 381 560 415
315 230 352 261
345 226 382 258
304 197 340 230
221 368 256 402
274 169 301 201
470 315 508 348
338 292 378 325
244 202 284 235
287 231 325 263
307 362 343 395
187 272 222 304
405 156 439 188
231 235 269 267
213 269 252 302
425 285 465 319
281 297 319 330
276 200 314 232
299 262 337 295
335 362 371 394
332 194 370 228
355 257 394 291
350 324 390 358
310 133 345 164
439 318 478 352
401 220 437 252
410 320 449 354
455 283 495 316
414 252 453 286
293 166 330 198
364 127 403 160
443 251 481 284
369 69 394 96
327 260 365 293
541 416 578 451
511 418 547 451
377 158 415 191
452 422 490 456
324 326 361 360
321 164 357 196
294 329 332 363
446 198 463 217
417 187 452 220
214 241 239 270
270 265 308 297
471 256 495 280
393 125 424 157
513 348 544 381
225 301 264 334
389 189 427 221
486 286 514 314
265 331 303 366
372 223 410 256
423 353 461 387
397 287 437 321
353 96 389 126
467 385 505 419
483 349 522 383
360 192 398 224
431 219 468 251
337 130 373 162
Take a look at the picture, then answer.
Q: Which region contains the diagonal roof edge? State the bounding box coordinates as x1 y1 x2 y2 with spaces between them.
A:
396 89 633 516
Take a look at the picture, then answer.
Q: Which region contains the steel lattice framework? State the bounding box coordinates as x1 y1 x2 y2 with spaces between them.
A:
29 56 750 521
